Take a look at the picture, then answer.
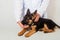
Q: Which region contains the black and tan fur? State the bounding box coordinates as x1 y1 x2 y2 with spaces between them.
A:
18 9 60 37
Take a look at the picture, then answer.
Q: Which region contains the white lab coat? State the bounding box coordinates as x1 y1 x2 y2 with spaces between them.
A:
14 0 50 22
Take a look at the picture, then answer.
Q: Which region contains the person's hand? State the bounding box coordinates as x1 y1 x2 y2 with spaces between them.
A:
23 25 29 28
17 21 24 27
34 13 40 22
17 21 29 28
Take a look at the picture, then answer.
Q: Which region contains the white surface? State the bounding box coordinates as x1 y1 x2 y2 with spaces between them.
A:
0 0 60 40
0 26 60 40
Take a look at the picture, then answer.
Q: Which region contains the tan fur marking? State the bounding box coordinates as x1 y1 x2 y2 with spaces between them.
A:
43 24 54 33
18 28 27 36
25 25 36 37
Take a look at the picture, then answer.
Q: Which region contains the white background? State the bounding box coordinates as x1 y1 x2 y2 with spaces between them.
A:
0 0 60 40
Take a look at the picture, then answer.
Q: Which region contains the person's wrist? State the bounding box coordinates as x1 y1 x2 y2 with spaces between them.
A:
17 21 24 28
34 13 40 22
23 25 29 28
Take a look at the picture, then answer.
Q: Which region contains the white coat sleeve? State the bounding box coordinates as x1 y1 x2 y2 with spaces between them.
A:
14 0 23 22
37 0 50 17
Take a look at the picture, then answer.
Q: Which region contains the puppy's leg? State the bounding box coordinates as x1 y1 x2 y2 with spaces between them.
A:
25 25 36 37
18 28 27 36
43 24 53 33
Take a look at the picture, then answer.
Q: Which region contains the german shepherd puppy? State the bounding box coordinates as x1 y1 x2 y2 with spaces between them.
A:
18 9 60 37
18 9 36 36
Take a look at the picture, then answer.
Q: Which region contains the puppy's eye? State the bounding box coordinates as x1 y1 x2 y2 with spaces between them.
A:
30 17 32 19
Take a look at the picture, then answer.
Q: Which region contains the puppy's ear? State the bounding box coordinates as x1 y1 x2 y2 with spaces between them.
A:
33 10 37 15
26 9 31 15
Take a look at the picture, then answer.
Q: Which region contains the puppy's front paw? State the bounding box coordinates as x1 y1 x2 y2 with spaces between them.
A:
25 30 36 37
18 28 27 36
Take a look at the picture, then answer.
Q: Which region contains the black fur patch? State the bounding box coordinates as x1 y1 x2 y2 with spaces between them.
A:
21 9 60 32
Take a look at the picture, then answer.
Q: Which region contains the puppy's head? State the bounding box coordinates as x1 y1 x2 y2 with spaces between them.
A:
21 9 32 25
21 9 37 25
